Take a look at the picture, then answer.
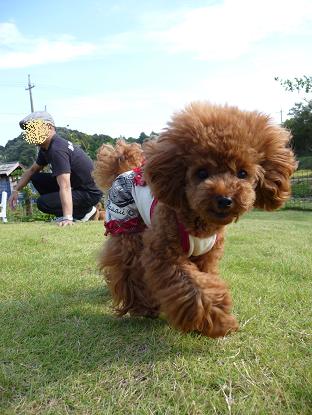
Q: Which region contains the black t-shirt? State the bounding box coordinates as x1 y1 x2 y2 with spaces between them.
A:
36 134 101 194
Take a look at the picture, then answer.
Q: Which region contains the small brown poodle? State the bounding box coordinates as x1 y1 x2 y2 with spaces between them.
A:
93 202 106 221
94 102 296 338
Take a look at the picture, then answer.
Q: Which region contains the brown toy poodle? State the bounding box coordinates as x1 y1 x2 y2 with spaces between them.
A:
94 102 296 338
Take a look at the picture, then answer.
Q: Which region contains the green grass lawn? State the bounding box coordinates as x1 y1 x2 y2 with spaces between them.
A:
0 211 311 414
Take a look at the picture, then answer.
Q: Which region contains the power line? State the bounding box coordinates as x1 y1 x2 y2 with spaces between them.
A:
0 83 26 87
0 81 83 93
0 113 26 115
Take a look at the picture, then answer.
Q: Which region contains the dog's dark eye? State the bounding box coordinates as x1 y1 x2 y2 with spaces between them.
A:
196 169 209 180
237 169 248 179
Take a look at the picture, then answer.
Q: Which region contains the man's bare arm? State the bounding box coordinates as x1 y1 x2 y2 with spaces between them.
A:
8 163 43 210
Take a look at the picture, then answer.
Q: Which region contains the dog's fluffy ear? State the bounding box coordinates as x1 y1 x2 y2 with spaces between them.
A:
254 124 297 211
143 139 187 209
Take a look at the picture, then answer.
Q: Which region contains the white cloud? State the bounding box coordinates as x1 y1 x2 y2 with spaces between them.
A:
90 0 312 60
48 90 184 137
144 0 312 60
1 1 311 144
0 22 24 44
47 74 302 139
2 0 311 69
0 22 96 68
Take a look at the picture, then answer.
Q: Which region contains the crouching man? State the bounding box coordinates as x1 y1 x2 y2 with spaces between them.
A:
8 111 102 226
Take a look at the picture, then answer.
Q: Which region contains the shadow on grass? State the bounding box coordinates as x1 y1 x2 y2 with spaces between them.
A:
1 286 214 404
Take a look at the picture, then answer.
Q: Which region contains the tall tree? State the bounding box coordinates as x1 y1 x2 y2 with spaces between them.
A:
283 101 312 155
275 76 312 93
0 145 5 162
275 75 312 155
4 135 37 166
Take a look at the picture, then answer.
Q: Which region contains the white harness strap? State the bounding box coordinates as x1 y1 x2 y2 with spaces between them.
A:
187 234 217 257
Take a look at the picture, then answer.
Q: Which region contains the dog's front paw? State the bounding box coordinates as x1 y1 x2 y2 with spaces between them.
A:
129 306 160 319
203 308 239 338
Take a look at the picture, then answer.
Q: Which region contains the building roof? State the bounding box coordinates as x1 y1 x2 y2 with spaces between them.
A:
0 162 23 176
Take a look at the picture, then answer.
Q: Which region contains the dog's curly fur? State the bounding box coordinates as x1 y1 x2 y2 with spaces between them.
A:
94 102 297 338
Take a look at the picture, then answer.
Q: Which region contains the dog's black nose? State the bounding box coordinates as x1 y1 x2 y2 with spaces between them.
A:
216 196 232 209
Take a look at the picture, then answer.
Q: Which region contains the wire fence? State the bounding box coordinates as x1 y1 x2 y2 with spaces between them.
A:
285 169 312 211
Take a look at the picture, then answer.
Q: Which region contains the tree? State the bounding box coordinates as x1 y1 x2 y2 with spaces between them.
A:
275 76 312 93
1 126 149 165
283 100 312 155
275 75 312 155
138 132 148 144
0 145 5 162
56 127 116 159
4 135 37 166
21 184 35 216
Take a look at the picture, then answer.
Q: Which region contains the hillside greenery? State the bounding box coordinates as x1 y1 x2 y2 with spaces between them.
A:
1 99 311 168
0 128 156 167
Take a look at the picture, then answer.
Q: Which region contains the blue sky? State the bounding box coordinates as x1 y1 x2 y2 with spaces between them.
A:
1 0 311 146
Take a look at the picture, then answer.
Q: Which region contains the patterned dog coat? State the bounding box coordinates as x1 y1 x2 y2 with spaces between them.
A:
105 169 217 257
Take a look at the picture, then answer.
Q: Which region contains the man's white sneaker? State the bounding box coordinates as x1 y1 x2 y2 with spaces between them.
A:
80 206 97 222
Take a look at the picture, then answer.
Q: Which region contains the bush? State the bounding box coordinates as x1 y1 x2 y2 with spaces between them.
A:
7 204 54 222
298 155 312 169
291 180 311 198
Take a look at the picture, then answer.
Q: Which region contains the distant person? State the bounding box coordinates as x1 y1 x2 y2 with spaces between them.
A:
8 111 102 226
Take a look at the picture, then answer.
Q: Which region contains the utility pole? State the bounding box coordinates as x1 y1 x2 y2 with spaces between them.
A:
25 74 35 112
280 108 283 124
